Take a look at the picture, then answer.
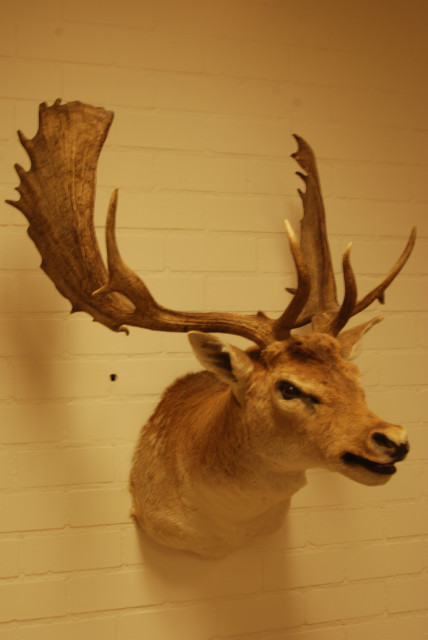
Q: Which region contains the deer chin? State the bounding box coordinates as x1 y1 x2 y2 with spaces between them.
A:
340 452 396 486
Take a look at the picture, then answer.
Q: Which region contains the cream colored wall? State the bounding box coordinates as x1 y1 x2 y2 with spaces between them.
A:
1 0 427 638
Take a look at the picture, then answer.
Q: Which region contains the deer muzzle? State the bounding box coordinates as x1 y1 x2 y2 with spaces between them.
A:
371 431 409 462
342 423 409 477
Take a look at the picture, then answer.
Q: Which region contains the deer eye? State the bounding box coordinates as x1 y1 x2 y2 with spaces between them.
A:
278 381 301 400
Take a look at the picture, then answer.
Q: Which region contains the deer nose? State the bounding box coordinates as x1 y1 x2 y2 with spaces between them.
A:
371 432 409 462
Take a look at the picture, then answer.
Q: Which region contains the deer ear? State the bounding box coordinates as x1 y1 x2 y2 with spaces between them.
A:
188 331 254 386
337 316 383 359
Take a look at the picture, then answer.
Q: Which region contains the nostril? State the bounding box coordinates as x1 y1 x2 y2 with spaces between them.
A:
372 433 410 461
372 433 396 450
394 442 410 461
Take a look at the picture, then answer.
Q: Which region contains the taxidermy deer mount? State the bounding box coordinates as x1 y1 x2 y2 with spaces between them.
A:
7 100 416 557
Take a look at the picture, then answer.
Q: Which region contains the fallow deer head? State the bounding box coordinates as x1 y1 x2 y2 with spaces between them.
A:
7 100 416 556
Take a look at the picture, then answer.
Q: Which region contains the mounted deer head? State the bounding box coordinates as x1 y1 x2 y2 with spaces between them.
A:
7 100 416 557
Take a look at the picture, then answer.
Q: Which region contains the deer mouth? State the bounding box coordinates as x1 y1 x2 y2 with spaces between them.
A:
342 452 396 475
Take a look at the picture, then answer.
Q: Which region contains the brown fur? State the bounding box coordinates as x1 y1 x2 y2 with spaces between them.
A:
130 333 409 557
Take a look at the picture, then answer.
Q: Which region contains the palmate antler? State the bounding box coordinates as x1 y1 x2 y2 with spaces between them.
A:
6 100 310 347
7 100 415 348
290 135 416 336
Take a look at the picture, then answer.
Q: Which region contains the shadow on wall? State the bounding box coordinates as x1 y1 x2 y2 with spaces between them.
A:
129 521 305 637
4 274 69 442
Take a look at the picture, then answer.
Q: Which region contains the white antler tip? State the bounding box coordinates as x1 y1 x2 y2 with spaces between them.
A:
284 219 297 243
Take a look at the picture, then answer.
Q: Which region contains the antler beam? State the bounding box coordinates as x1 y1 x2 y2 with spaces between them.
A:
6 100 310 347
291 135 416 334
6 100 416 346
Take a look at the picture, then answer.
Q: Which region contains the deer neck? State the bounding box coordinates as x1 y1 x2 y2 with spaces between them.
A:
186 382 246 476
184 375 306 496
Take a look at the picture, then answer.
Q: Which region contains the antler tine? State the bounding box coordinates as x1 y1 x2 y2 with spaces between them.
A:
325 244 358 336
325 229 416 335
273 221 311 340
351 227 416 317
93 188 160 323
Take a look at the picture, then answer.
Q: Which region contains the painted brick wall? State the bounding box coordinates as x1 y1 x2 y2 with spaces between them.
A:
1 0 427 638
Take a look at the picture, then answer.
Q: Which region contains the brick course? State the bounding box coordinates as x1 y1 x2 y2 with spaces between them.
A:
0 0 427 637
